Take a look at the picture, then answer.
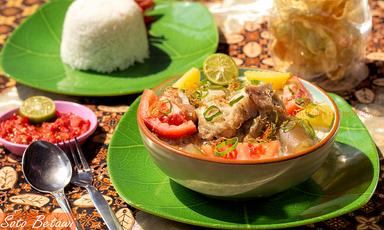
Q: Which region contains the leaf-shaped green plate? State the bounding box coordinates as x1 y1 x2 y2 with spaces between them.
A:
0 51 3 73
0 0 218 96
107 94 379 229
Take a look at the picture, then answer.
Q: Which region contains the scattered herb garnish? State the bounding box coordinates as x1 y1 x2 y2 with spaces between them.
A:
229 95 244 106
214 137 239 157
203 105 222 121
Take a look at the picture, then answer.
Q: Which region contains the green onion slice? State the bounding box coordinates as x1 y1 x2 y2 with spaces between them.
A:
287 85 295 95
287 83 300 95
201 89 209 98
208 84 227 90
229 95 244 106
214 137 239 157
193 90 202 99
193 89 208 100
250 80 263 85
273 110 279 123
300 119 316 139
281 119 297 133
159 99 172 115
203 105 222 121
200 79 209 85
295 98 306 107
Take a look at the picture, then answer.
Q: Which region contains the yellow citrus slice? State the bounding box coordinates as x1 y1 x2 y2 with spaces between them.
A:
172 67 201 90
19 96 56 123
245 70 291 90
203 53 238 85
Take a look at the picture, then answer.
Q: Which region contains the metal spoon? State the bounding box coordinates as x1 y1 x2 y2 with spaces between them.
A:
22 140 82 230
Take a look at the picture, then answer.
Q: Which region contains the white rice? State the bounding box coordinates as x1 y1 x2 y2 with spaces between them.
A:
60 0 149 73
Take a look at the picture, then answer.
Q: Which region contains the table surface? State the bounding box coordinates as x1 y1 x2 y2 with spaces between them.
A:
0 0 383 229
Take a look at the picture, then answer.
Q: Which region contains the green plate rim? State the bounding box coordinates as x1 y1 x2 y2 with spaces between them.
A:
107 93 380 229
0 51 3 73
0 0 219 96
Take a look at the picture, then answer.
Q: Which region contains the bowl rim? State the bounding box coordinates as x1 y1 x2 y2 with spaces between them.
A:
0 100 98 149
137 72 340 165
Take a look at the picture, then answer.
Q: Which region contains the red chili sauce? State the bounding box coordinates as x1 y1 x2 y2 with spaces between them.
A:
0 112 90 145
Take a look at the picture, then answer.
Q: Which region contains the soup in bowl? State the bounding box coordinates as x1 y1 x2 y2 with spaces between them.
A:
137 65 339 199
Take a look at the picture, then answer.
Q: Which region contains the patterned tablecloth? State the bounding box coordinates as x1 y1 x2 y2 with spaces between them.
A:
0 0 383 229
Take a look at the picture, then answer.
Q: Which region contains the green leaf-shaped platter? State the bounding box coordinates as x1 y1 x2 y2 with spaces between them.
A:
108 94 379 229
1 0 218 96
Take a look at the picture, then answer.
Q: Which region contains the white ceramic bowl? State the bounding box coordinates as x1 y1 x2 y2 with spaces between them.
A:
137 74 340 199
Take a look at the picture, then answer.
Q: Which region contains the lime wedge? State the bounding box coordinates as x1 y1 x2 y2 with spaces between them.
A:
172 67 201 90
19 96 56 123
244 70 291 90
203 53 238 85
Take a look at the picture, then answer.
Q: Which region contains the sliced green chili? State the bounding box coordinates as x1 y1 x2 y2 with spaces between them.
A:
229 95 244 106
214 137 239 157
203 105 222 121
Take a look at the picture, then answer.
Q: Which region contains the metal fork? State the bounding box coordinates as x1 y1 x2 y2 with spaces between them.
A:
65 138 122 230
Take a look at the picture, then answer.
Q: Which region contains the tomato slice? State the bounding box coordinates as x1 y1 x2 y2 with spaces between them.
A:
283 77 310 102
139 89 197 139
144 118 196 139
135 0 154 11
283 77 311 115
285 100 302 116
261 140 281 158
139 89 158 119
232 141 281 160
134 0 155 24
